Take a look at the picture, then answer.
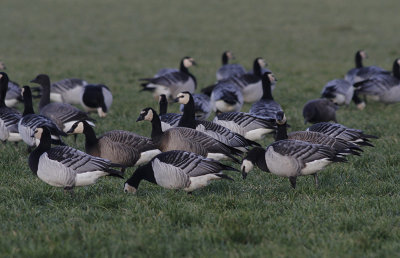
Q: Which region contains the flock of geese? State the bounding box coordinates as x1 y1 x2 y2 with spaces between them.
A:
3 49 399 194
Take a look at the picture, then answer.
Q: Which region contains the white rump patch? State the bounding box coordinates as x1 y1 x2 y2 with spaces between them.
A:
183 174 221 192
245 128 274 141
136 149 161 166
301 158 331 175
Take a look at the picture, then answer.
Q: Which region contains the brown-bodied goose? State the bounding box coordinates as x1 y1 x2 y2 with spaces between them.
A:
140 57 197 100
241 141 347 188
28 127 124 192
136 107 243 162
30 74 95 133
124 150 237 194
345 50 388 84
67 120 161 167
303 98 338 124
0 72 22 142
216 51 246 81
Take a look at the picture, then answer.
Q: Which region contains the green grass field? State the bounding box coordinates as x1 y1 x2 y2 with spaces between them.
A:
1 0 400 256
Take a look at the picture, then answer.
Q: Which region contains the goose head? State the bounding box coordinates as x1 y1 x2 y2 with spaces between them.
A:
182 57 196 68
240 147 265 179
275 111 287 125
136 107 155 122
66 121 86 134
124 182 137 194
30 74 50 86
0 62 6 70
174 91 191 105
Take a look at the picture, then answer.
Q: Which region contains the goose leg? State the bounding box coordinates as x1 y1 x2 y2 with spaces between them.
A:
64 186 74 196
74 134 77 144
289 176 297 189
314 173 319 187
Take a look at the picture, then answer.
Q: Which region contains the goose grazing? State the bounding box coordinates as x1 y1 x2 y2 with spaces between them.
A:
275 111 362 157
303 98 338 124
213 111 276 141
50 78 88 104
136 107 243 162
28 127 124 192
249 72 282 118
321 79 354 106
158 94 182 131
209 81 243 113
345 50 388 84
353 58 400 105
0 72 22 142
216 51 246 81
80 84 113 117
124 150 237 194
179 93 211 120
30 74 95 133
241 141 347 188
175 92 260 151
140 56 197 100
18 86 66 148
306 122 378 147
67 120 161 167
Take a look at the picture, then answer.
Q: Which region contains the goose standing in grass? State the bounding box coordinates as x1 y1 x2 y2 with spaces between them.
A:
79 84 113 117
158 94 182 131
241 140 347 188
67 120 161 167
30 74 95 133
306 122 378 147
353 58 400 105
216 51 246 81
303 98 338 124
180 93 211 120
140 57 197 100
213 111 276 141
136 107 243 162
18 86 66 149
0 72 22 142
5 80 22 107
249 72 282 118
321 79 354 106
28 127 124 193
50 78 88 104
345 50 388 84
209 81 243 113
175 92 260 151
124 150 237 194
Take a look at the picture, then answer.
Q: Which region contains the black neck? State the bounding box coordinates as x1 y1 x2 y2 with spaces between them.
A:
352 92 363 105
29 129 52 175
159 100 168 115
393 60 400 79
247 147 268 172
177 96 196 129
179 61 189 74
253 59 262 76
261 75 273 100
355 52 363 68
275 123 288 141
126 163 157 189
222 52 229 65
39 77 51 110
0 76 8 107
22 88 35 116
82 122 99 150
150 112 164 140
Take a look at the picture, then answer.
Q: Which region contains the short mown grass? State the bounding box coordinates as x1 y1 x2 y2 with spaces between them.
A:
1 0 400 256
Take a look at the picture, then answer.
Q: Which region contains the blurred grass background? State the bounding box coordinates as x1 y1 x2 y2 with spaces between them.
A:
1 0 400 256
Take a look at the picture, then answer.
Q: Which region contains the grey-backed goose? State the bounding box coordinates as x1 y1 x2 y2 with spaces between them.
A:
249 72 282 118
321 79 354 106
30 74 95 133
79 84 113 117
306 122 378 147
154 68 179 78
209 81 243 113
140 57 197 100
213 111 276 141
180 93 211 120
303 98 338 124
353 58 400 104
124 150 237 194
18 86 66 148
175 92 260 151
136 107 243 162
67 120 161 167
50 78 88 104
241 141 346 188
345 50 388 84
28 127 124 192
5 80 22 107
0 72 22 142
158 94 182 131
216 51 246 81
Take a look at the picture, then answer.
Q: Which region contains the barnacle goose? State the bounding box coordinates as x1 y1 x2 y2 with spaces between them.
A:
249 72 282 118
28 127 124 192
175 92 260 151
179 93 211 120
140 56 197 100
241 141 347 188
303 98 338 124
216 51 246 81
345 50 388 84
67 120 161 167
209 81 243 113
50 78 88 104
18 86 66 148
0 72 22 142
79 84 113 117
124 150 237 194
136 107 243 162
5 80 22 107
158 94 182 131
321 79 354 106
213 111 276 141
30 74 95 133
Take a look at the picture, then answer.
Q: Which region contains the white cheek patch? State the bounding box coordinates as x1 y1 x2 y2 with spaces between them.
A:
268 74 275 83
183 59 192 68
74 122 84 134
0 74 3 79
258 59 266 67
34 128 43 139
241 159 254 173
144 110 153 121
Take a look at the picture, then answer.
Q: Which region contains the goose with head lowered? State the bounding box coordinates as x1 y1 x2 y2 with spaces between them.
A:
49 78 88 104
124 150 237 194
345 50 388 84
249 72 282 118
28 127 124 193
241 140 347 189
321 79 354 106
136 107 243 162
216 51 246 81
175 92 259 151
67 120 161 167
303 98 338 124
140 56 197 100
0 72 22 142
208 81 243 113
80 84 113 117
18 86 66 149
30 74 96 133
